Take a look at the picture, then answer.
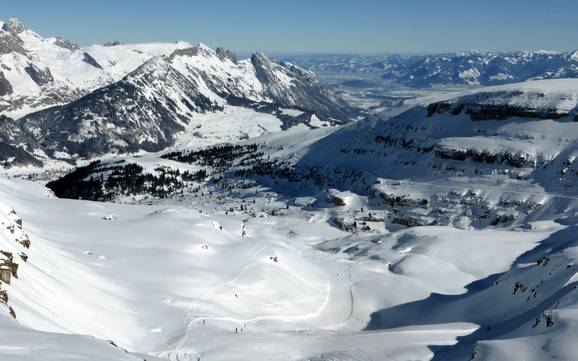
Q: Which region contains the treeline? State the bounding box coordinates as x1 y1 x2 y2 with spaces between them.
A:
47 160 208 201
162 144 261 168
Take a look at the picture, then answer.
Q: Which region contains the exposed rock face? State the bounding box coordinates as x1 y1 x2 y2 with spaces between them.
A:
0 72 13 96
426 81 578 121
104 41 122 47
0 20 195 118
427 100 569 121
0 30 25 55
0 42 356 165
251 52 353 121
53 37 79 51
0 21 357 166
215 47 237 63
290 79 578 224
2 18 26 35
24 64 54 86
168 45 211 60
82 52 103 69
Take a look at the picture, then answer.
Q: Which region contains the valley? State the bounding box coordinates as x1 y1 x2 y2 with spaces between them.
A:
1 14 578 361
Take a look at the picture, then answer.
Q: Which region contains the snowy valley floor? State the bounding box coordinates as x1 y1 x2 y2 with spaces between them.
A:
0 175 574 361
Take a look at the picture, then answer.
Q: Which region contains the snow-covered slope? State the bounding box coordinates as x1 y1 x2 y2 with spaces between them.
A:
296 79 578 198
1 167 568 361
391 50 578 88
5 17 578 361
46 79 578 227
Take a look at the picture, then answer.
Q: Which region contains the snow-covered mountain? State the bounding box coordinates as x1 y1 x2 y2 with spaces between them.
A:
4 15 578 361
281 50 578 88
0 18 192 118
54 79 578 228
393 50 578 88
0 18 356 167
3 78 578 361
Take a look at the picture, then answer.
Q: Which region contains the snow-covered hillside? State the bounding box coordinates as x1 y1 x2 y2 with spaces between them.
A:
46 79 578 227
20 78 576 361
3 160 575 361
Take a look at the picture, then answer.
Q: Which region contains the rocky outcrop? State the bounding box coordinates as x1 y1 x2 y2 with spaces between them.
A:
0 30 25 55
168 45 212 60
427 98 571 121
2 18 26 35
82 52 103 69
24 64 54 86
0 18 357 165
215 47 237 63
103 41 122 47
53 37 79 51
2 46 356 163
0 204 32 319
0 72 13 96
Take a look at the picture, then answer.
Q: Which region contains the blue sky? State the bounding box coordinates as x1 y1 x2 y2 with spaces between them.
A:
4 0 578 54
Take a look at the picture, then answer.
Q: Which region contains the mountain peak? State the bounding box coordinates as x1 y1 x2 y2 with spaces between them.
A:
215 47 237 63
196 42 212 51
251 52 270 62
104 41 122 47
168 44 216 61
2 18 26 34
133 55 171 74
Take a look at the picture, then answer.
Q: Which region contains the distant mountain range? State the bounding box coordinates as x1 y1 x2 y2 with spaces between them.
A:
279 50 578 88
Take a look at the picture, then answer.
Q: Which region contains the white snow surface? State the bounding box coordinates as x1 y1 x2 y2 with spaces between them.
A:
0 173 561 361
